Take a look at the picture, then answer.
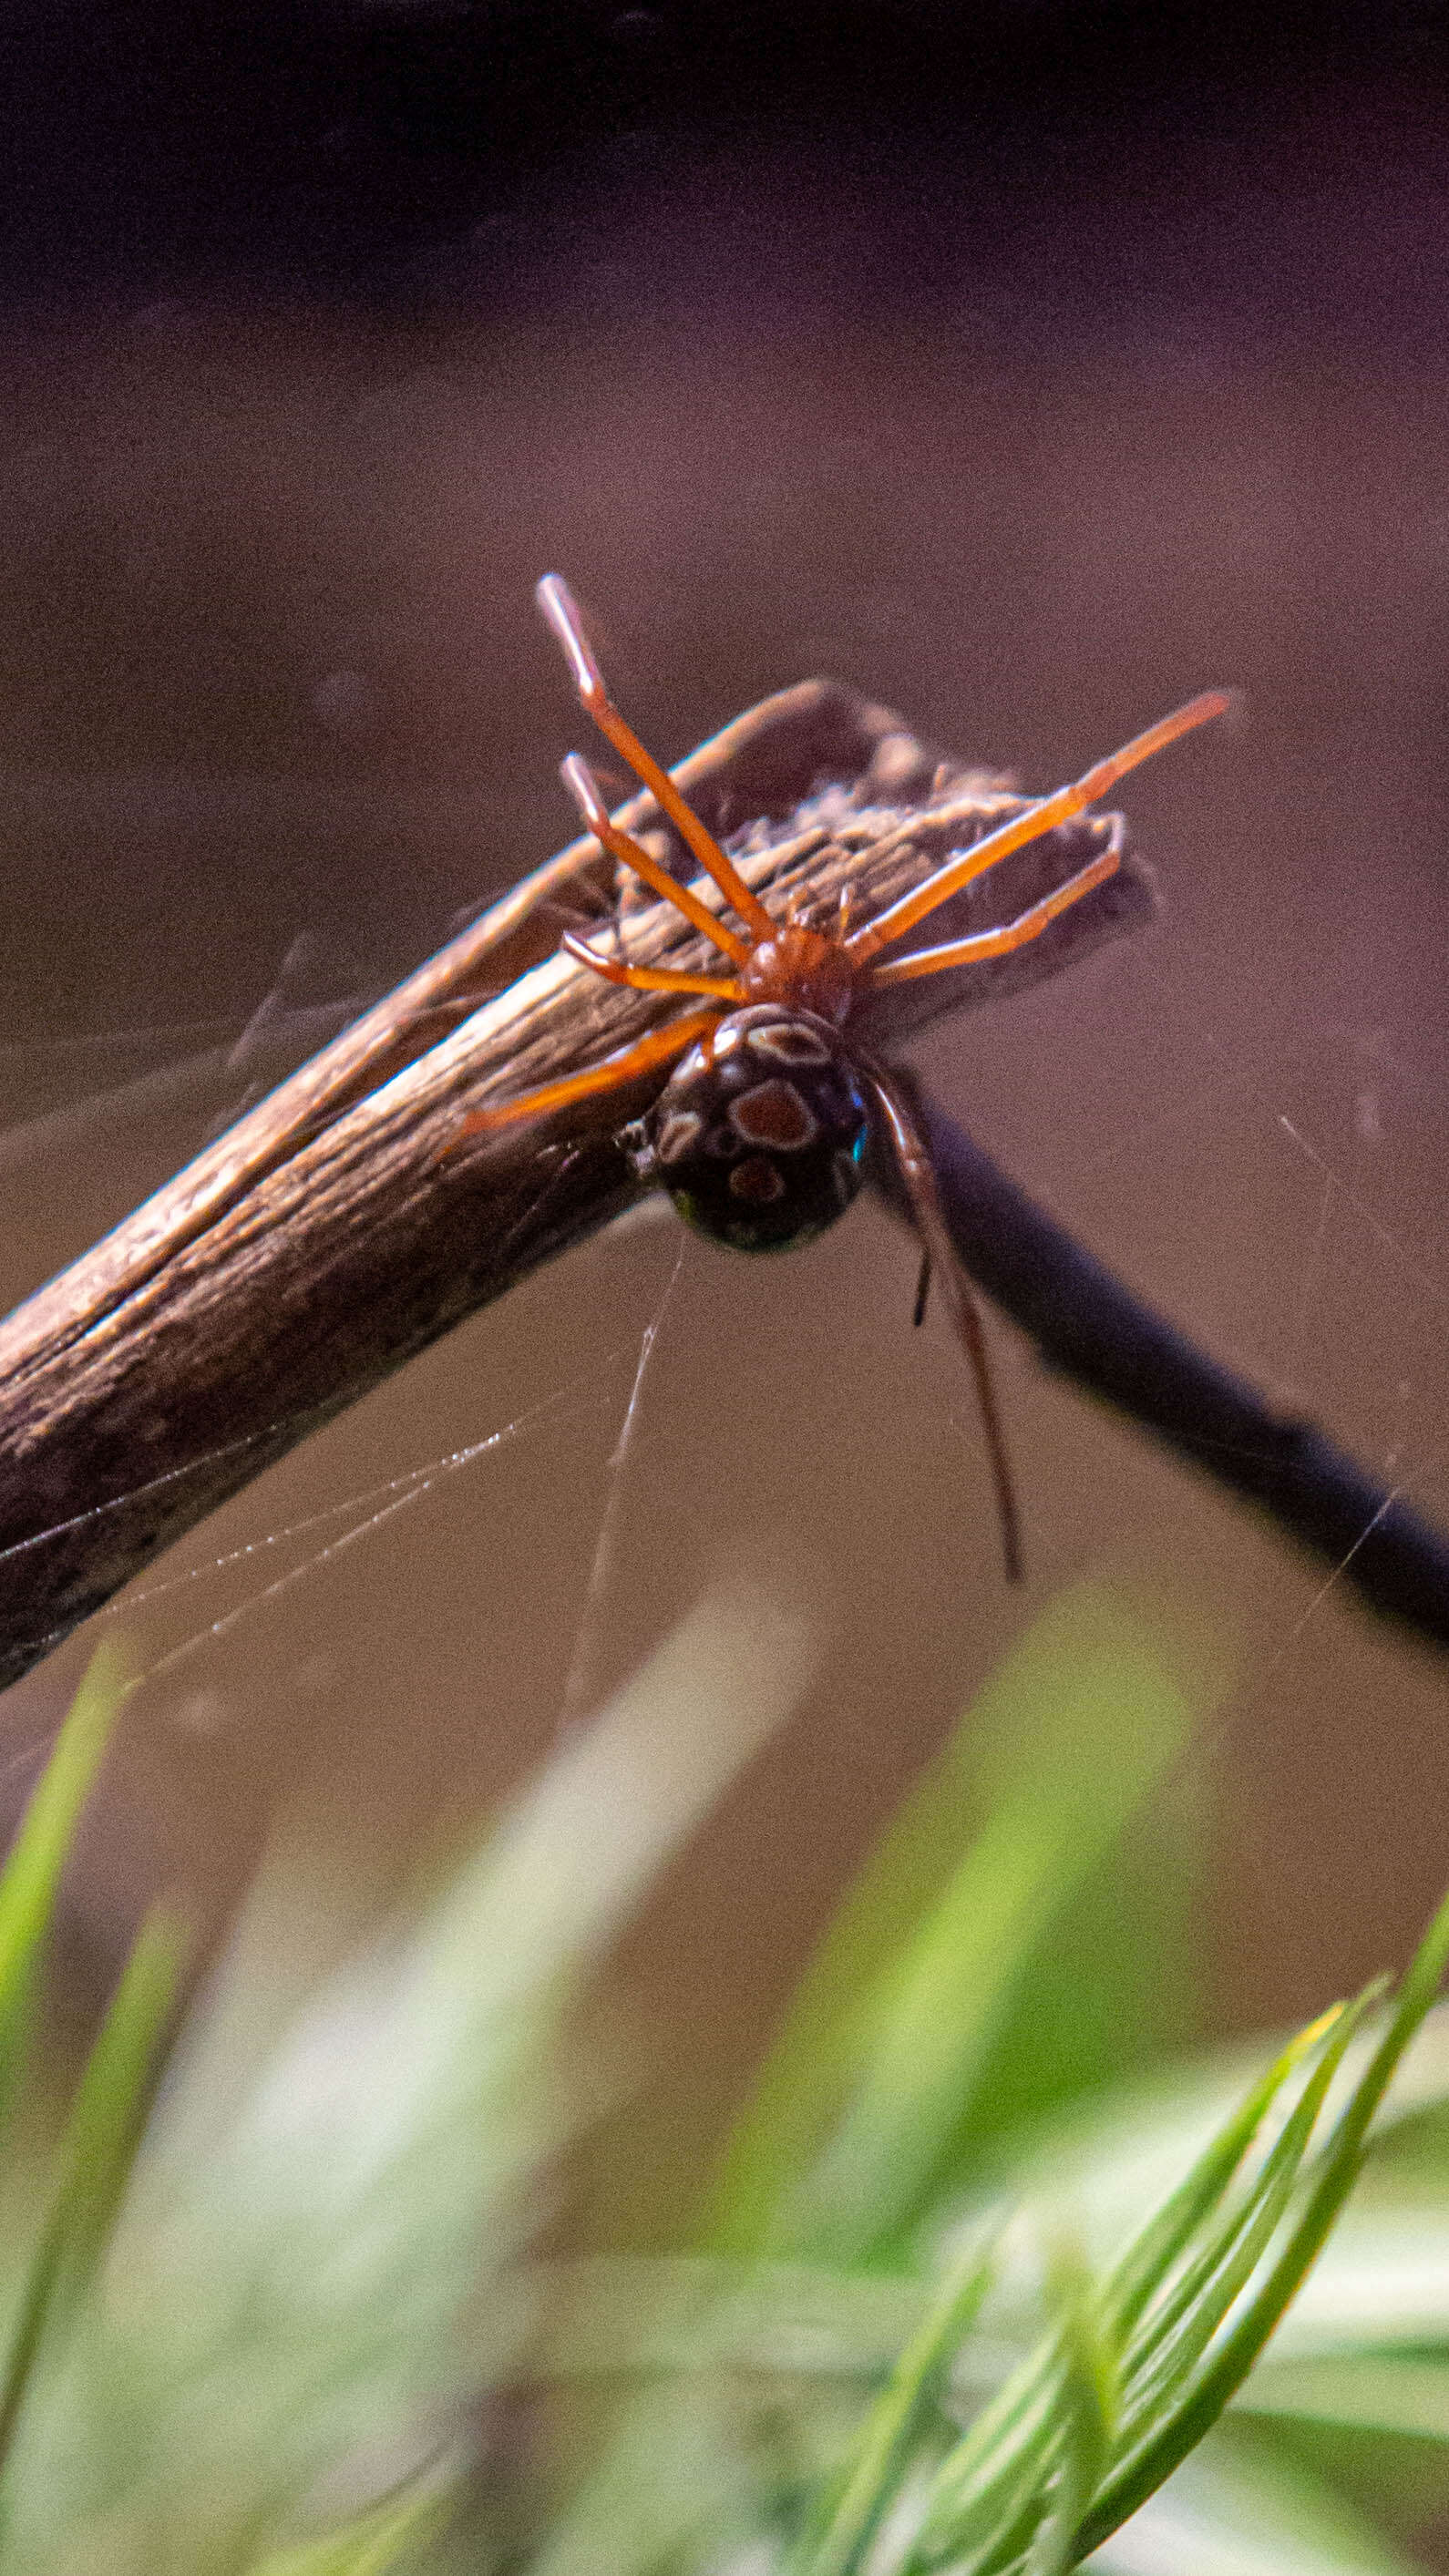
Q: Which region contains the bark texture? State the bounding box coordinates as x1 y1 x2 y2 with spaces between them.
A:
0 681 1144 1688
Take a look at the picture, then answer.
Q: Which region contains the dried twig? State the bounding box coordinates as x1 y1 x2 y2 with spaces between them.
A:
0 677 1443 1687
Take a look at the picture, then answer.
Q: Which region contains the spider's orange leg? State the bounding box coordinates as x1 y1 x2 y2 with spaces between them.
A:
864 830 1121 988
863 1058 1023 1585
561 929 744 1003
560 754 750 965
453 1007 719 1141
847 688 1231 966
539 576 776 944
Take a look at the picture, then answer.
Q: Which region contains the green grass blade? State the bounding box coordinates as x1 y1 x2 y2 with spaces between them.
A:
0 1586 816 2574
1076 1878 1449 2558
912 1967 1426 2576
0 1908 182 2477
914 2008 1364 2563
0 1647 128 2109
916 2325 1070 2547
1100 2006 1348 2341
1018 2268 1116 2576
920 2411 1067 2576
905 2253 1116 2576
1115 1991 1381 2415
796 2233 994 2576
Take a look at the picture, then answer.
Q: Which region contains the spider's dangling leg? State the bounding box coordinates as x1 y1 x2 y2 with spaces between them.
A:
912 1250 931 1329
863 1059 1024 1585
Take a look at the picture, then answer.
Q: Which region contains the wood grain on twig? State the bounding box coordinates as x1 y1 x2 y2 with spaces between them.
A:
0 682 1145 1688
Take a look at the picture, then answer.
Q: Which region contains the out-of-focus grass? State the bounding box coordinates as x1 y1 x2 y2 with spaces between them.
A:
2 1583 1448 2576
705 1586 1222 2264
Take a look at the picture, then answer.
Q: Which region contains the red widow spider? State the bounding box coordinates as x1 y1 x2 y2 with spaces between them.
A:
461 577 1229 1579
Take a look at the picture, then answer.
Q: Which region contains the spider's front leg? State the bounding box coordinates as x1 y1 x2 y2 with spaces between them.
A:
560 931 744 1004
454 1008 721 1139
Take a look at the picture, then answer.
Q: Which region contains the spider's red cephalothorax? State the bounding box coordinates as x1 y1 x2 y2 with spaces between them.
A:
457 574 1229 1580
738 922 855 1022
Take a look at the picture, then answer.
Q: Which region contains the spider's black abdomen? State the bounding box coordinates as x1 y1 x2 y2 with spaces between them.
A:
643 1005 870 1253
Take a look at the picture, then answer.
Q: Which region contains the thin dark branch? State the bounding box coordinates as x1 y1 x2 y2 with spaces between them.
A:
889 1096 1449 1647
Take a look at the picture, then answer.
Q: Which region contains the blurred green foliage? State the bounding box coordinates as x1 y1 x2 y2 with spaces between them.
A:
0 1584 1446 2576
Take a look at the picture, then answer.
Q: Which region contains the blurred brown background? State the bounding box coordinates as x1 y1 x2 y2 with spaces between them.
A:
1 0 1447 2243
